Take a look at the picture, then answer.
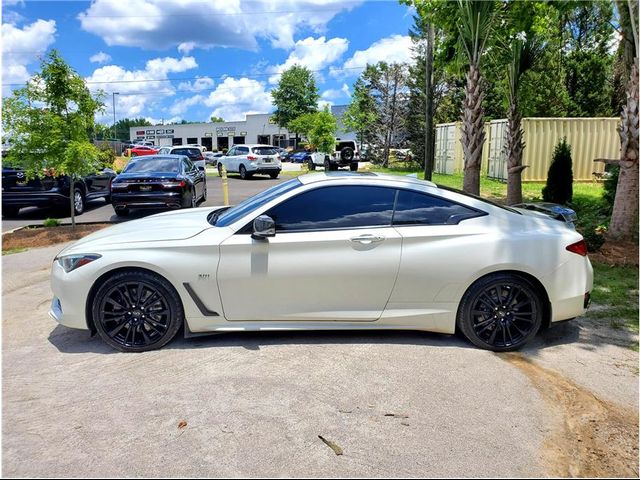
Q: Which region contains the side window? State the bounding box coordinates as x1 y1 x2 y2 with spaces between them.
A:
182 159 191 173
238 147 249 155
265 186 395 232
227 147 236 156
393 190 483 226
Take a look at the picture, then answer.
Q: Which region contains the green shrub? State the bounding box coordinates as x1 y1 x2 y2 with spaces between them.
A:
96 144 116 170
542 138 573 204
43 218 61 227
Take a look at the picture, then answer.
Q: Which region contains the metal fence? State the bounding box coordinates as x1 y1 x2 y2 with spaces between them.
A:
435 117 620 181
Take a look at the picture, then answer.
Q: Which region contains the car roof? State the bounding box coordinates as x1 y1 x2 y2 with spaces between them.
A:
297 171 437 188
130 154 187 161
232 144 276 148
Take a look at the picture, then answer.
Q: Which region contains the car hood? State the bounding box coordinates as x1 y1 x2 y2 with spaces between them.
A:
60 207 222 254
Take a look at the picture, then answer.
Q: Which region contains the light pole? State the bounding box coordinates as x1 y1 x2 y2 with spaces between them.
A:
112 92 119 147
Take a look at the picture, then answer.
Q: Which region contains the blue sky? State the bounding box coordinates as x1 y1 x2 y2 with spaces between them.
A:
2 0 417 125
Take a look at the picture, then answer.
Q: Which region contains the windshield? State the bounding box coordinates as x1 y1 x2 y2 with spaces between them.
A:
213 178 302 227
124 158 180 173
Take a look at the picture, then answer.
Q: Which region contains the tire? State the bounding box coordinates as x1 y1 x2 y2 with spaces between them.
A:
2 206 20 218
92 270 184 352
269 172 279 179
340 147 354 162
218 164 224 177
131 152 138 157
306 158 315 171
73 188 85 215
239 164 251 180
349 162 358 172
324 159 331 171
457 273 543 352
190 188 197 208
114 206 129 217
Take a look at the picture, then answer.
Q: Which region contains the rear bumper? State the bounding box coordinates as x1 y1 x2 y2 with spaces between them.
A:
2 192 69 209
111 191 185 209
246 166 281 174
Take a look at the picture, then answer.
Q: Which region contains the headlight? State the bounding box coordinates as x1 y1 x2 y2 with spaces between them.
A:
56 254 101 273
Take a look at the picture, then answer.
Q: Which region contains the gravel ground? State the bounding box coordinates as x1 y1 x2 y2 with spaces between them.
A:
2 244 638 477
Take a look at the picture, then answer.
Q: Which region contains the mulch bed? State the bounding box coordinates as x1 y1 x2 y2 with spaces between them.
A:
590 240 639 267
2 224 110 251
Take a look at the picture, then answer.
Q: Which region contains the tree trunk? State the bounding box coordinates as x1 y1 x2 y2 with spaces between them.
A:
461 63 486 195
609 58 639 239
505 101 527 205
69 178 76 229
424 23 435 181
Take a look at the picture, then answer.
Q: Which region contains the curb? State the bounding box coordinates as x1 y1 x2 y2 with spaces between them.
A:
2 220 118 236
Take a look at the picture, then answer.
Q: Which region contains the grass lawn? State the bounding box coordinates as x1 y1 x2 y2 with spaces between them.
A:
588 262 639 334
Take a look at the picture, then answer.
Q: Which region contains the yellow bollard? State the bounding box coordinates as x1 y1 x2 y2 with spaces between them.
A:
221 165 229 206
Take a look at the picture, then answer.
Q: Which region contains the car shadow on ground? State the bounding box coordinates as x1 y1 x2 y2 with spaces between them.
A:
48 325 478 354
5 198 109 221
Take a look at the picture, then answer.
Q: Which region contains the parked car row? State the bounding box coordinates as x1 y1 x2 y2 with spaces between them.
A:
1 154 207 219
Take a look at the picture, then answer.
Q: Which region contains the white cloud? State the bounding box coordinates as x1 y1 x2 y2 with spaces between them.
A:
333 34 412 77
170 94 205 115
1 19 56 92
144 115 182 125
268 36 348 84
321 83 350 101
203 77 273 122
177 76 215 92
78 0 361 51
89 51 112 64
86 56 198 122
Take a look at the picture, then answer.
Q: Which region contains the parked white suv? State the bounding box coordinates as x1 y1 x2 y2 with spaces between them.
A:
217 144 282 179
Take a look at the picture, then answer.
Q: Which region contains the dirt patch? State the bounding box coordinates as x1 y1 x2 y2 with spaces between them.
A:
591 240 639 267
500 353 639 477
2 224 110 252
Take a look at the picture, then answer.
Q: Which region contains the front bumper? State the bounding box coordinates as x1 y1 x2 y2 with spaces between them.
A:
49 260 92 330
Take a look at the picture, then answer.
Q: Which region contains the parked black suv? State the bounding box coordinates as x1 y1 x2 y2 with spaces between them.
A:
2 166 117 217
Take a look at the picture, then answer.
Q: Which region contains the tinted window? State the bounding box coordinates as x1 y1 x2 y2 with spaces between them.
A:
253 146 277 155
172 148 201 159
393 190 482 225
237 147 250 155
124 158 180 173
266 186 395 231
215 178 301 227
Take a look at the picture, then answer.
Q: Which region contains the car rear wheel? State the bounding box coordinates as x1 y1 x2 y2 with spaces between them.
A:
269 172 279 179
349 162 358 172
239 164 251 180
92 270 183 352
74 189 85 215
324 159 331 171
201 181 207 202
457 273 543 351
114 206 129 216
131 152 138 157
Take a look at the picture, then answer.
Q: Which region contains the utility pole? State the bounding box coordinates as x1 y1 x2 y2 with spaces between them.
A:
112 92 119 151
424 23 434 181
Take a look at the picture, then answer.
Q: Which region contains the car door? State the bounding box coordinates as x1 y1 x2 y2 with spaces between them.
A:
386 189 487 317
223 147 236 172
217 185 402 322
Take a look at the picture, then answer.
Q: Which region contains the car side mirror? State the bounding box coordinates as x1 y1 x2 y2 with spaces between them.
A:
102 167 115 174
252 215 275 240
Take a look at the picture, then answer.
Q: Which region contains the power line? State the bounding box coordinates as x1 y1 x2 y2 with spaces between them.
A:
2 64 367 88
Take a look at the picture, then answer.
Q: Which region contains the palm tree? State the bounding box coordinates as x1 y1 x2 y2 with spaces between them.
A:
504 35 544 205
457 0 495 195
609 0 639 239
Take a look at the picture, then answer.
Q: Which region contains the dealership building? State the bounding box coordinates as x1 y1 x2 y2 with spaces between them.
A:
129 105 354 151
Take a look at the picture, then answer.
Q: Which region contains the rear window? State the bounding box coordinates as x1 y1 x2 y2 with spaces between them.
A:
252 146 277 155
172 148 201 158
124 158 180 173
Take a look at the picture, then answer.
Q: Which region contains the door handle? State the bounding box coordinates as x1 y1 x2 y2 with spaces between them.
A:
350 234 384 244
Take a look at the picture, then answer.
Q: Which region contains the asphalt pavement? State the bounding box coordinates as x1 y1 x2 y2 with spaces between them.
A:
2 169 294 232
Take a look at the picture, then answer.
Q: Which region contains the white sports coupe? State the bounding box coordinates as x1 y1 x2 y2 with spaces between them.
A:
50 173 593 352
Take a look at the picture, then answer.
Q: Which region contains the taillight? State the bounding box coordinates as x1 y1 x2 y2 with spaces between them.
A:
198 154 204 160
247 155 258 161
161 180 186 188
566 240 588 256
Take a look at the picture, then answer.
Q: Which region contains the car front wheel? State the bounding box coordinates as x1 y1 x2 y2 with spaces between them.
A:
73 188 85 215
92 270 184 352
457 273 543 351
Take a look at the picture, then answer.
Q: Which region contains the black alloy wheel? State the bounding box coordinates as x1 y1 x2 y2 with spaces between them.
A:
457 274 542 351
92 270 183 352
